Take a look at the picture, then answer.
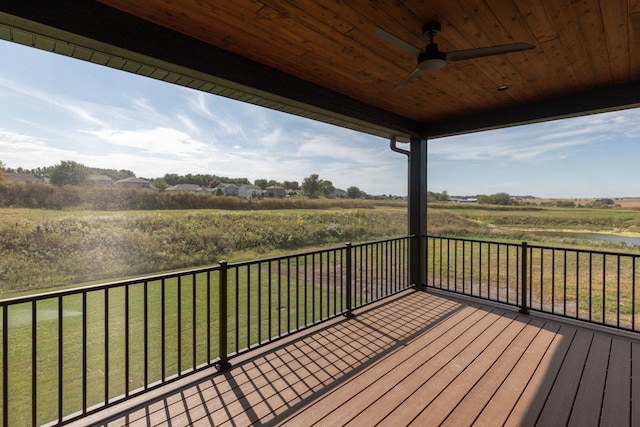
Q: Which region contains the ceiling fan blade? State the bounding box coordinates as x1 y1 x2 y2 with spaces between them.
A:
395 67 423 89
375 26 423 57
446 43 535 62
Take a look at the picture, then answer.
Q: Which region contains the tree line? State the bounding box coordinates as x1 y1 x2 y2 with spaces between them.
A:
1 160 366 200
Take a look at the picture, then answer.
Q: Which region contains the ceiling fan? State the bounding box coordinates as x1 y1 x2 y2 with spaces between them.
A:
375 22 535 88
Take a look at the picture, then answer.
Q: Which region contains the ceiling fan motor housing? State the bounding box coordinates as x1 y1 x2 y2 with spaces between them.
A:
418 45 446 70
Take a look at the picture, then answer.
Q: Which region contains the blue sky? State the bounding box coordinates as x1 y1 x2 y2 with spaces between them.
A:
1 40 639 198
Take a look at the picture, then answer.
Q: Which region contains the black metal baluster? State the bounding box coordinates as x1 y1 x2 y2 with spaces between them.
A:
563 251 567 316
32 300 38 424
589 253 593 322
258 262 262 344
105 289 109 404
295 257 300 330
235 268 239 352
333 250 337 314
177 276 182 375
364 245 369 303
633 257 637 331
268 261 273 337
161 278 166 381
192 273 197 370
519 242 529 314
345 243 353 317
144 281 149 388
576 253 580 320
552 250 556 314
125 285 130 396
287 258 291 333
617 256 621 327
603 254 607 324
217 261 230 371
540 249 545 311
277 260 282 336
246 265 251 350
304 255 308 326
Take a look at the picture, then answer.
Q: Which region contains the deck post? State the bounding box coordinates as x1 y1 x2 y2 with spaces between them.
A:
216 260 232 371
409 136 427 291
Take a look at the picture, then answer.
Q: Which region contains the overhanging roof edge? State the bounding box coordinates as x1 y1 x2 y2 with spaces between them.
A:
0 2 421 141
422 83 640 139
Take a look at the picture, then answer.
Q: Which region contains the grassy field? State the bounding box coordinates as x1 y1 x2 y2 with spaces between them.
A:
4 201 640 424
426 203 640 330
2 252 358 425
1 205 404 424
0 205 407 297
427 202 640 250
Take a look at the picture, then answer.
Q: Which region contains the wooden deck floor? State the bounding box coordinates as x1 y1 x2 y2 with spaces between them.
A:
74 289 640 427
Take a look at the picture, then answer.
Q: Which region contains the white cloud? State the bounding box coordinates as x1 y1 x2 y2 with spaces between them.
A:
0 129 79 168
83 127 211 155
0 77 107 127
260 128 282 149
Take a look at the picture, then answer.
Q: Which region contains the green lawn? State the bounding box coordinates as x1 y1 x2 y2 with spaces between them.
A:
1 256 349 426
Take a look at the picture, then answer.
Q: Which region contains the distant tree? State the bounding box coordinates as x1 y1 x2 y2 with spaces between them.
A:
321 180 335 197
151 178 169 191
556 200 576 208
282 181 300 190
347 186 361 199
254 179 269 190
478 192 514 205
209 178 221 188
48 160 91 186
302 174 322 198
32 166 50 179
586 198 614 208
427 190 450 202
89 167 135 181
229 177 250 186
0 161 7 184
163 173 180 186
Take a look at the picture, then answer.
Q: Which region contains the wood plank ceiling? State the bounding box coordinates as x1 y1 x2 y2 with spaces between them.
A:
1 0 639 139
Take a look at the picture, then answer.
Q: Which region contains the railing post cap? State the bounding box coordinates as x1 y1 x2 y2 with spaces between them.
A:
219 260 227 266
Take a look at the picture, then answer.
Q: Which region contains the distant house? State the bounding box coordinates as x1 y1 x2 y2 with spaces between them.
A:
6 172 41 184
115 177 155 190
87 174 114 186
165 184 203 193
238 184 262 199
264 185 286 198
329 189 348 199
199 187 219 196
214 183 239 196
450 198 478 203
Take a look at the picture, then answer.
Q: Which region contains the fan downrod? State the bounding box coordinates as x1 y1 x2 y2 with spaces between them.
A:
421 22 441 41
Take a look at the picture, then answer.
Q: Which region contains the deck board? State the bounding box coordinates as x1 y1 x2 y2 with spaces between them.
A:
438 318 547 426
71 289 640 427
600 338 631 425
568 334 611 427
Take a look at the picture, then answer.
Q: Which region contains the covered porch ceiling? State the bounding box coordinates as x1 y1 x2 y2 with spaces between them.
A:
0 1 639 142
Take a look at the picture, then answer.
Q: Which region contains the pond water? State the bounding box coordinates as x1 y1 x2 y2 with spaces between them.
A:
555 232 640 247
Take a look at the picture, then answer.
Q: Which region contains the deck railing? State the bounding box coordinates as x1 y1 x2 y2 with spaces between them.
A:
0 236 411 426
8 234 638 425
425 235 640 332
